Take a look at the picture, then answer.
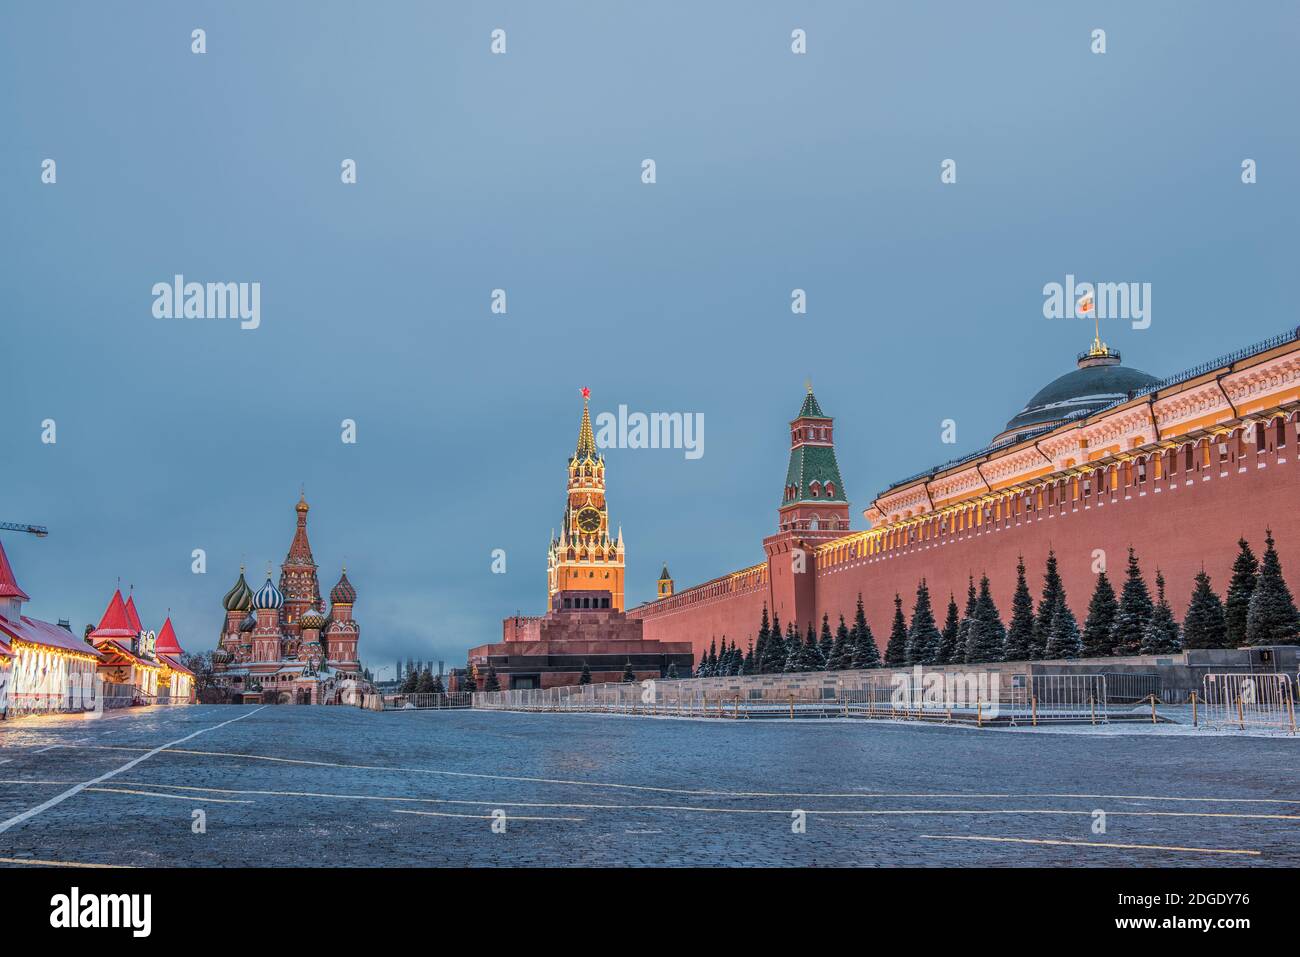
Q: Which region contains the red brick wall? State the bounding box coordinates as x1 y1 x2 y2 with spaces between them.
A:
633 420 1300 658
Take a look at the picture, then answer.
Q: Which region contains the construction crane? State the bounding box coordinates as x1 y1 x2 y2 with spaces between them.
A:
0 522 48 537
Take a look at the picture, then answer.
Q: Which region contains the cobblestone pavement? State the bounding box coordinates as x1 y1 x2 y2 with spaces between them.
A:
0 705 1297 867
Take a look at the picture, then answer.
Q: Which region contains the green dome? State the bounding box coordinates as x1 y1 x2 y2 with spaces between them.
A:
222 570 253 612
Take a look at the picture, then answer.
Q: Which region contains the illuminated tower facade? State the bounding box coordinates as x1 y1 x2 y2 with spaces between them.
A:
546 388 626 610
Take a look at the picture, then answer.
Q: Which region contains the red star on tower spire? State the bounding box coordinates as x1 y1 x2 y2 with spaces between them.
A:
581 386 590 401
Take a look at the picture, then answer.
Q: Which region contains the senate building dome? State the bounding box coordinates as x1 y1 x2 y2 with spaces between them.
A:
991 335 1160 446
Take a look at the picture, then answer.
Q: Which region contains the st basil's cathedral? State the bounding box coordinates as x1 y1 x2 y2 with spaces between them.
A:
212 493 366 704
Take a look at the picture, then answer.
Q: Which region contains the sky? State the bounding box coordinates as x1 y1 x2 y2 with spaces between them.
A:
1 1 1297 679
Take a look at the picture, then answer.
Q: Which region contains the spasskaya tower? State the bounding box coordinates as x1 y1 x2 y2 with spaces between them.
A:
546 388 626 610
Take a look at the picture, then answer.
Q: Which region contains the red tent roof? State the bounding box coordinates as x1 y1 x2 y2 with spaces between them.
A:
0 539 31 602
124 594 143 632
90 589 137 640
155 616 184 656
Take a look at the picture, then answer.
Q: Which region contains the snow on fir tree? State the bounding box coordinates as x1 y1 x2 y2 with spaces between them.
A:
1081 570 1119 658
415 669 435 693
827 614 851 670
1043 592 1082 659
965 574 1007 664
484 665 501 693
430 673 445 695
1246 529 1300 645
1140 571 1181 654
803 621 824 671
906 579 942 666
1111 547 1153 656
953 576 977 666
1003 557 1036 661
818 614 835 666
883 593 909 667
1224 537 1259 647
763 612 785 674
1182 569 1228 650
1031 550 1062 660
850 593 881 669
935 594 961 666
754 606 771 674
783 623 804 673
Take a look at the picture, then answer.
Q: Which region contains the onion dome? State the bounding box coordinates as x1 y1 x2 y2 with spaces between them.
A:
299 606 326 630
252 576 283 611
238 611 256 632
223 568 254 612
330 568 356 605
992 337 1159 445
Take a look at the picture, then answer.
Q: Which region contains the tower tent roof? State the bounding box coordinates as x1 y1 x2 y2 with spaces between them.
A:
796 389 827 419
573 387 598 460
91 589 137 640
124 594 143 632
0 539 30 602
155 616 184 656
658 564 672 581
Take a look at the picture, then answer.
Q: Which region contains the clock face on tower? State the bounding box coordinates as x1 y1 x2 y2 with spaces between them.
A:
576 507 601 533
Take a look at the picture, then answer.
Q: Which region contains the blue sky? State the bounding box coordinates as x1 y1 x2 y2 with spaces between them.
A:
1 1 1296 677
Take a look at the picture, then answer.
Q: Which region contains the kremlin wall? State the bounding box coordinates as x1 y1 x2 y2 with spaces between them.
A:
626 327 1300 665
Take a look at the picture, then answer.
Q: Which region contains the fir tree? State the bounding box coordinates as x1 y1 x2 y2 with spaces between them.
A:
461 669 477 694
579 661 592 685
818 614 834 667
1111 547 1153 656
621 659 635 682
1081 570 1119 658
850 594 881 669
1182 569 1228 650
965 575 1006 663
666 661 679 680
415 669 435 694
954 576 978 666
707 638 718 675
935 594 961 665
483 665 501 693
430 673 445 695
754 606 771 674
803 621 823 671
783 623 804 673
1003 557 1036 661
1140 571 1181 654
906 579 942 666
399 669 419 694
883 594 909 668
827 614 851 670
1225 537 1259 647
1043 592 1082 659
764 613 786 674
1246 529 1300 645
1031 550 1062 659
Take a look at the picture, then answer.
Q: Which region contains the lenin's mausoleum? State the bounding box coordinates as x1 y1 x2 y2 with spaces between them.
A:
624 327 1300 666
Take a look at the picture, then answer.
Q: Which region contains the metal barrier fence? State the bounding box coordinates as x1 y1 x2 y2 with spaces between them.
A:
383 692 473 711
473 673 1123 725
1095 672 1161 704
1200 673 1296 733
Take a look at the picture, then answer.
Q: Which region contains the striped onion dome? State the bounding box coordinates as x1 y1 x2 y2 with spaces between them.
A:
252 577 284 611
238 611 257 632
222 569 254 612
330 569 356 605
299 606 326 630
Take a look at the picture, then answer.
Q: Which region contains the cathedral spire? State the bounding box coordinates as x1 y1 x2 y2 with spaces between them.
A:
574 386 597 460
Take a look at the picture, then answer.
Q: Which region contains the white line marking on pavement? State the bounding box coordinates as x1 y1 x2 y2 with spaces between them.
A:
393 809 583 822
919 834 1261 856
86 786 254 804
0 706 266 835
32 746 63 754
0 759 11 765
